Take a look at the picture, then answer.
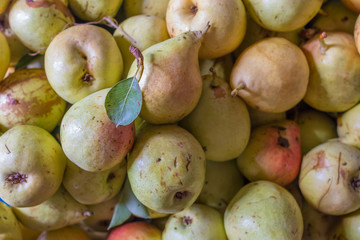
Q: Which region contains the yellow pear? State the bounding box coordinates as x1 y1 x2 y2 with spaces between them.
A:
0 202 22 240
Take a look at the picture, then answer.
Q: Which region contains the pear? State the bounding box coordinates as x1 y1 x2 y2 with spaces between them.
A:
68 0 123 21
62 160 126 205
329 208 360 240
9 0 73 54
231 37 309 113
196 160 245 213
107 221 162 240
127 24 209 124
123 0 169 19
0 69 67 133
224 181 303 240
13 186 92 232
60 89 135 172
0 0 10 14
37 225 91 240
163 203 227 240
297 109 337 155
127 125 206 214
247 104 286 128
199 54 233 81
113 14 169 77
0 202 22 240
299 139 360 215
302 32 360 112
180 74 250 162
0 125 66 207
0 31 10 81
338 103 360 149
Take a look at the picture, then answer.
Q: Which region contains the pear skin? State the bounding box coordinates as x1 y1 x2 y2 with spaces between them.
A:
0 202 22 240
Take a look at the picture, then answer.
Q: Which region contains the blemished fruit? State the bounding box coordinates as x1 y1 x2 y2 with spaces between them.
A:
224 181 303 240
107 221 162 240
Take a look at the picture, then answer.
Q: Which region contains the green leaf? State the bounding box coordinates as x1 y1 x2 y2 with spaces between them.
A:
122 178 151 219
107 190 132 230
105 77 142 126
15 54 40 71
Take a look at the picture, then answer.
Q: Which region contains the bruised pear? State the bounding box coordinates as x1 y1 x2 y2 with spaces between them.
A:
127 25 209 124
237 120 302 186
163 204 227 240
60 89 135 172
62 160 126 205
180 74 250 162
231 37 309 113
224 181 303 240
0 125 66 207
302 32 360 112
127 125 206 214
338 103 360 149
0 201 22 240
299 140 360 215
13 186 92 231
9 0 74 54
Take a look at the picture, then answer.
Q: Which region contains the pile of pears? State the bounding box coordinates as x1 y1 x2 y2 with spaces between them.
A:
2 0 360 239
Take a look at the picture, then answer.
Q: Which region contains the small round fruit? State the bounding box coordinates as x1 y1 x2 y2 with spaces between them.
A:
107 221 162 240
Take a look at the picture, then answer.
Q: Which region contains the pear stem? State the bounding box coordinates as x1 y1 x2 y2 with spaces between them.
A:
231 83 245 97
201 21 211 36
319 32 328 55
130 46 144 80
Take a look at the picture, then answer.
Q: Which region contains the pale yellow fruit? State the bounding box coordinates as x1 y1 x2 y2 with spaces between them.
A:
166 0 246 59
45 24 123 104
0 202 22 240
124 0 169 19
69 0 123 21
0 31 10 81
113 14 169 77
9 0 73 54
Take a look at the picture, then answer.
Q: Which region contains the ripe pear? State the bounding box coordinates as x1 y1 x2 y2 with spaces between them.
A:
45 24 123 104
338 103 360 148
312 0 358 34
247 104 286 128
9 0 73 54
127 125 206 214
166 0 246 59
237 120 302 186
60 88 135 172
196 160 244 213
124 0 169 19
231 37 309 113
243 0 322 32
37 225 91 240
224 181 303 240
13 186 92 232
0 31 10 81
68 0 123 21
0 202 22 240
302 32 360 112
127 26 209 124
113 14 169 77
0 125 66 207
299 140 360 215
163 203 227 240
297 109 337 155
180 74 250 162
0 69 67 133
62 160 126 205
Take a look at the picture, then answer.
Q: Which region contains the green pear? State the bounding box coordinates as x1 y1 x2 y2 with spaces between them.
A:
127 125 206 214
0 69 67 133
247 104 286 128
196 160 244 214
180 74 250 162
68 0 123 21
45 24 123 104
0 31 10 81
9 0 73 54
297 109 337 155
338 103 360 148
13 186 92 232
127 25 209 124
123 0 169 19
0 202 22 240
199 54 233 81
0 125 66 207
224 181 303 240
60 89 135 172
302 32 360 112
163 203 227 240
299 140 360 215
62 160 126 205
113 14 169 77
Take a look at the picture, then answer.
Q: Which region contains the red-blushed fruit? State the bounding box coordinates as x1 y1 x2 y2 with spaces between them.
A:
107 221 162 240
237 120 301 186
